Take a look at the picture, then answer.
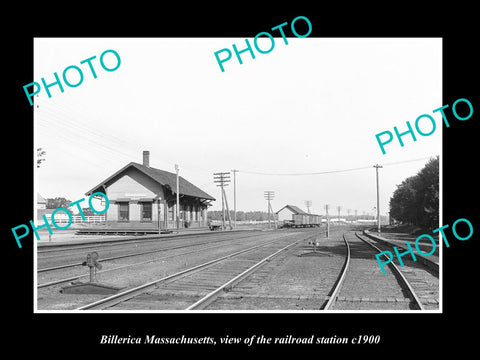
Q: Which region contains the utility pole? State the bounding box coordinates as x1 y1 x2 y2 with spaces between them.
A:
175 164 180 234
373 164 383 233
337 206 341 223
214 172 232 230
305 200 312 214
231 169 238 229
264 191 276 229
325 204 330 238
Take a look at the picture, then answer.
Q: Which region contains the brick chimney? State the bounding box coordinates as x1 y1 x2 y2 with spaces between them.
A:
143 150 150 167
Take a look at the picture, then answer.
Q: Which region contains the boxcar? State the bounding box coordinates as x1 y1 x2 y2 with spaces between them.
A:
287 214 321 228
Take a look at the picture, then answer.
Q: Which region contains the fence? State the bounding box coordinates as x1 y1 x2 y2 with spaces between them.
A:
40 215 106 223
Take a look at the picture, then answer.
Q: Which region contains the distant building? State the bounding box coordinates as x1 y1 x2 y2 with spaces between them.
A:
85 151 215 229
276 204 321 227
36 193 54 224
276 205 310 222
37 193 47 209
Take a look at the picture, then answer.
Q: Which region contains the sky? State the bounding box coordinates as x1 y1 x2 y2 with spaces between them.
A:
34 37 442 217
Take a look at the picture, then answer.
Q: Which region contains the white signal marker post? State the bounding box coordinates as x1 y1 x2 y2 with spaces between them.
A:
325 204 330 238
305 200 312 214
175 164 180 234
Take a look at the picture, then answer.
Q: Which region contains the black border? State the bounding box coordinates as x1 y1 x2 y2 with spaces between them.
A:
5 5 478 356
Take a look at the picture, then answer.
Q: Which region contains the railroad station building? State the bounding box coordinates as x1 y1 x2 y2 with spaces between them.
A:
85 151 215 230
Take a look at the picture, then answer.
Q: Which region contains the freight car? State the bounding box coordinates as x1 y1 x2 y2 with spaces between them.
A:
276 205 321 228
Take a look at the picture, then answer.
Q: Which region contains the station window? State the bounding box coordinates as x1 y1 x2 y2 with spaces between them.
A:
118 202 129 222
141 202 152 222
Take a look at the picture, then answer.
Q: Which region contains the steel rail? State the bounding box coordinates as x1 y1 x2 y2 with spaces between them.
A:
185 236 312 310
38 235 277 288
322 233 351 310
37 232 263 273
362 230 439 276
37 229 257 253
37 239 161 255
75 234 310 310
354 232 425 310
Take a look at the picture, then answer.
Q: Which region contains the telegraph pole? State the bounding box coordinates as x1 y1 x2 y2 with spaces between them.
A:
305 200 312 214
214 172 232 230
325 204 330 238
231 169 238 229
175 164 180 234
264 191 275 229
337 206 341 223
373 164 383 233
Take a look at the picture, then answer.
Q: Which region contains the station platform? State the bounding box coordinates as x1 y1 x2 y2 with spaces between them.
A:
363 230 439 273
36 227 257 248
75 228 166 235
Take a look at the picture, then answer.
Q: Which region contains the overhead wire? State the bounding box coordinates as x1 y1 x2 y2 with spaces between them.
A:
37 123 110 171
37 100 220 175
35 100 438 179
238 156 436 176
36 102 141 163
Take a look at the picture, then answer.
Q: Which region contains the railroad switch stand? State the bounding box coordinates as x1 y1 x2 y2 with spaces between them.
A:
299 239 326 257
60 252 124 295
83 252 103 283
308 241 320 252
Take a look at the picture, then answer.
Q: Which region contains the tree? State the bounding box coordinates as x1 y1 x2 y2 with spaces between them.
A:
389 177 417 225
236 211 246 221
207 210 269 221
81 207 95 216
412 156 439 228
47 197 72 209
389 156 439 228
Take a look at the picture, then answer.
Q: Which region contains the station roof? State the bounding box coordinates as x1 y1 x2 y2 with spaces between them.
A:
85 162 215 201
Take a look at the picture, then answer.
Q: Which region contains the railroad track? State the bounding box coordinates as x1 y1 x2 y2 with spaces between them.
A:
356 232 439 309
37 229 253 254
38 233 279 288
37 231 267 273
324 232 427 310
76 232 318 310
39 228 439 311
